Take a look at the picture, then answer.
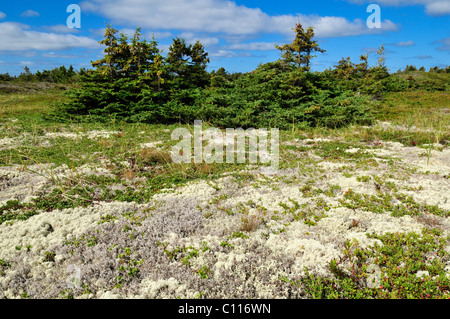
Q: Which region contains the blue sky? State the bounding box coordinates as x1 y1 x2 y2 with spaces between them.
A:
0 0 448 75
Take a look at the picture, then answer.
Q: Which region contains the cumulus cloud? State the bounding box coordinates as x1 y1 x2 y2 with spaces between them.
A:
20 10 40 17
81 0 399 38
91 27 172 41
0 12 6 20
0 22 99 51
178 32 220 46
425 1 450 15
343 0 450 16
297 16 398 38
81 0 271 35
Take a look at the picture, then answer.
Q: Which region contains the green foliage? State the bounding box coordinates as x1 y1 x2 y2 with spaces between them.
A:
201 62 374 129
275 23 326 71
0 259 11 276
52 24 448 129
166 37 210 90
339 189 449 217
295 229 450 299
324 46 390 99
327 50 449 97
54 24 373 129
117 246 144 279
34 65 79 83
0 65 81 84
42 251 56 262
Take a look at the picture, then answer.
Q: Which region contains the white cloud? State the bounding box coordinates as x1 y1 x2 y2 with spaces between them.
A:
425 1 450 15
20 10 40 17
343 0 450 16
145 31 173 40
81 0 269 35
0 12 6 20
158 44 171 54
210 49 252 58
43 25 80 34
91 27 172 41
41 52 84 59
210 50 238 58
81 0 399 38
227 42 278 51
295 16 398 38
178 32 220 46
116 28 140 38
0 22 99 51
89 27 107 36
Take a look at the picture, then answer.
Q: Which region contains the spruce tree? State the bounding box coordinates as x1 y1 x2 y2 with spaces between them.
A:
166 37 191 88
276 23 325 71
189 41 210 88
91 24 120 78
166 37 210 89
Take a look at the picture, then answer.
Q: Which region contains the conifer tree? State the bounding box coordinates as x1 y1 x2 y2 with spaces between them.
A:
166 37 191 79
91 24 120 78
358 54 369 76
276 23 325 71
372 44 390 79
127 28 159 78
189 40 210 87
129 28 146 76
166 37 210 89
115 32 132 78
147 49 165 91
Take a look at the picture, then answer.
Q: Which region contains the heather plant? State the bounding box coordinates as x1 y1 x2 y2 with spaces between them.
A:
0 197 301 299
339 189 449 218
293 229 450 299
0 259 11 276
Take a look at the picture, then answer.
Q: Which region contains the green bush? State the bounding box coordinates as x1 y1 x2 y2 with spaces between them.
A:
57 26 450 129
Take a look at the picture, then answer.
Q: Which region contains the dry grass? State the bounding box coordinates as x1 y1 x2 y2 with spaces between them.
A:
240 215 262 232
138 148 172 165
123 169 136 180
416 214 444 230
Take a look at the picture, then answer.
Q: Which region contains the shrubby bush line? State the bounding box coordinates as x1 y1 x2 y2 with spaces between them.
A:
0 65 84 83
51 24 448 129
